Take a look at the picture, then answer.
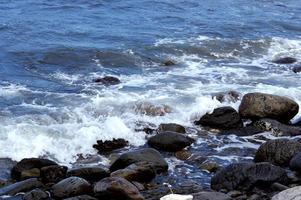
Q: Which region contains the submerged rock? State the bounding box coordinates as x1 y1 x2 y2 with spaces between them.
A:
195 106 243 130
94 177 144 200
135 102 172 116
0 178 42 196
109 148 168 173
213 91 241 103
93 139 128 153
211 162 288 191
163 60 176 66
52 177 92 199
158 123 186 134
271 186 301 200
93 76 121 86
252 118 301 136
11 158 58 181
67 167 109 183
254 139 301 166
292 66 301 73
239 92 299 122
272 57 297 64
147 131 194 152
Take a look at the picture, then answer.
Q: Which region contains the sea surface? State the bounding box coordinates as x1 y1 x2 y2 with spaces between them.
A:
1 0 301 187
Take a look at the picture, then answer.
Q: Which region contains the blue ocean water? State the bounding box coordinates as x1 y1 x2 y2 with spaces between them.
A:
0 0 301 185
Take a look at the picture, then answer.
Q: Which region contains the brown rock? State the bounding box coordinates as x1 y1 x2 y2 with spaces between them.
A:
158 123 186 134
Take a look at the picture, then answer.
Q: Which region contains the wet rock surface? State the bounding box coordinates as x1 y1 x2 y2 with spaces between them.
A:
147 131 194 152
213 91 241 103
67 167 109 183
239 92 299 122
254 139 301 166
93 76 121 86
272 57 297 64
195 106 243 130
211 162 288 191
158 123 186 134
41 165 67 184
271 186 301 200
93 139 128 153
109 148 168 173
0 178 42 196
94 177 144 200
23 189 49 200
52 177 92 198
135 102 172 116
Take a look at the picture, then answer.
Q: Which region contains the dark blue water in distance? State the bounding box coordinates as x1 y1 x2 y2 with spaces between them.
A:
1 0 301 187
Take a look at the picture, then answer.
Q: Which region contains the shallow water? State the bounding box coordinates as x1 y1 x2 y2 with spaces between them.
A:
1 0 301 187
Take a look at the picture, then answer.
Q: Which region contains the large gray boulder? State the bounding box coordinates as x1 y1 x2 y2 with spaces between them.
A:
239 93 299 122
272 186 301 200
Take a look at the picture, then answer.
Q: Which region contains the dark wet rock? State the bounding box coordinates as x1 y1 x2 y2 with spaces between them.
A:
193 191 232 200
293 66 301 73
109 148 168 173
23 189 49 200
11 158 57 181
110 161 156 183
289 152 301 172
272 57 297 64
271 182 289 191
254 139 301 166
93 76 121 86
20 168 40 180
199 161 220 173
63 195 97 200
195 106 243 130
220 125 263 136
67 167 109 183
239 92 299 122
0 158 16 184
158 123 186 134
175 150 192 160
41 165 68 184
211 162 288 191
0 178 42 196
93 139 128 153
271 186 301 200
163 60 176 66
52 177 92 199
135 102 172 116
213 91 241 103
94 177 144 200
147 131 194 152
252 118 301 136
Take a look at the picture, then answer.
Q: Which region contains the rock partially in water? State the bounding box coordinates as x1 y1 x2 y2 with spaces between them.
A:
52 177 92 199
213 91 241 103
195 106 243 130
292 66 301 73
0 178 43 196
67 167 109 183
135 102 172 116
160 194 193 200
289 152 301 172
199 161 220 173
239 92 299 122
110 148 168 173
110 161 156 183
23 189 49 200
40 165 67 184
175 150 192 161
252 118 301 136
271 186 301 200
93 139 128 153
93 76 121 86
11 158 58 181
211 162 288 191
94 177 144 200
220 125 263 136
163 60 176 66
272 57 297 64
193 192 232 200
147 131 194 152
158 123 186 134
254 139 301 166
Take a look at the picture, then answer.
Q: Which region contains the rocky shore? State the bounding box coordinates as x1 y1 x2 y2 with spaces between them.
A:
1 92 301 200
